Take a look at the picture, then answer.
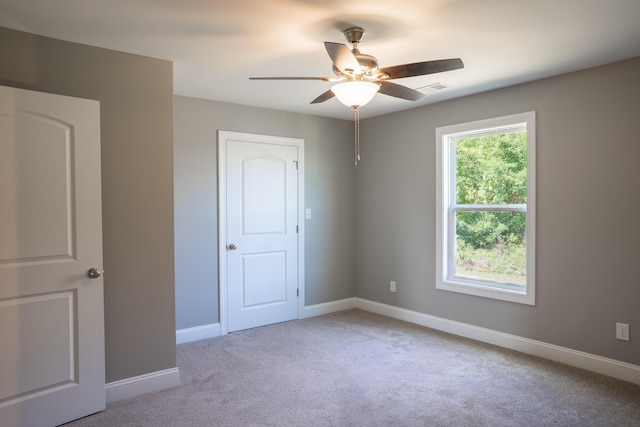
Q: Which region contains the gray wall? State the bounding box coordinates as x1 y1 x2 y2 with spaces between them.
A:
174 96 356 329
4 24 636 381
0 27 176 382
356 57 640 366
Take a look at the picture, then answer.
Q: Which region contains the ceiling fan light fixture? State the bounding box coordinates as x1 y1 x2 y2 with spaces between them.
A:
331 81 379 108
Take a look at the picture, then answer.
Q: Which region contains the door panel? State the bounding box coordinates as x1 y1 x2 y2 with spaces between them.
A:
0 292 75 400
220 132 303 333
0 111 74 261
242 157 286 234
0 86 104 427
242 251 287 307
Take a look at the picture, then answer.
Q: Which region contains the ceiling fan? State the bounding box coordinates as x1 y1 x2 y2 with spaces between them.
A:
251 27 463 166
250 26 464 108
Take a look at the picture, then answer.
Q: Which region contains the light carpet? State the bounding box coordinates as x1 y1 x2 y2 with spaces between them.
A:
64 309 640 426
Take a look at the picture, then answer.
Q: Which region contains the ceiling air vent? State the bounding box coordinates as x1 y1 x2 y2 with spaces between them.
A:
416 82 448 93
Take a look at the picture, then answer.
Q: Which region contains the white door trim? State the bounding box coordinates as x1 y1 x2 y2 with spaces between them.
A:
217 131 305 335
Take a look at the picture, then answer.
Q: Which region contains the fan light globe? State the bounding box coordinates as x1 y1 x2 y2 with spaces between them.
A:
331 81 379 108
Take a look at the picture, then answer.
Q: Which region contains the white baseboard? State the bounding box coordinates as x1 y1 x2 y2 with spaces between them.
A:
352 298 640 386
173 298 640 387
105 367 180 404
176 323 221 344
302 297 357 318
175 302 352 344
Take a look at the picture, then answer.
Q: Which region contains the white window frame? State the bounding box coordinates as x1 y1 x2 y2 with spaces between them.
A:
435 112 536 305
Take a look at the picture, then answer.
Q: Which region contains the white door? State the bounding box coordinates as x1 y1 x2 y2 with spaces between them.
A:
0 86 105 427
218 131 304 333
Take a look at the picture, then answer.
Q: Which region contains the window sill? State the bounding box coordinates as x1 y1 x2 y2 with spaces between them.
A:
436 278 535 305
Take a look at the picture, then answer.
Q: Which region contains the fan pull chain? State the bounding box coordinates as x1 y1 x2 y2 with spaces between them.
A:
354 107 361 167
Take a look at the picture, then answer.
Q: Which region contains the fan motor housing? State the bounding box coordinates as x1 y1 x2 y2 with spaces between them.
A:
343 27 378 74
354 51 379 74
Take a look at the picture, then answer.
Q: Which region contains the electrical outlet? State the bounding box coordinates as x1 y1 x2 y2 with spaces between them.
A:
390 281 396 293
616 323 629 341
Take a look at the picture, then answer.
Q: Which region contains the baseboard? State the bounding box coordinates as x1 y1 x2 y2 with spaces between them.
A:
177 301 356 343
176 323 221 344
105 367 180 404
174 302 350 345
173 298 640 386
353 298 640 386
302 297 357 318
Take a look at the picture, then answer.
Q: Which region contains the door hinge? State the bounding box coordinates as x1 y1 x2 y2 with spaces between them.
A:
296 225 299 234
293 160 299 170
296 288 299 297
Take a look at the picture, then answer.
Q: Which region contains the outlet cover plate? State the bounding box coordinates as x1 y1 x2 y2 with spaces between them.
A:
616 322 630 341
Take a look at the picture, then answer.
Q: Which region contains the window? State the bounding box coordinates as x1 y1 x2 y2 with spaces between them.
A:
435 112 536 305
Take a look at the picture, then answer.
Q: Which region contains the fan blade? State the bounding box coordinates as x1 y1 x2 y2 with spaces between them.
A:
324 42 361 75
250 77 331 81
310 89 335 104
378 81 424 101
379 58 464 79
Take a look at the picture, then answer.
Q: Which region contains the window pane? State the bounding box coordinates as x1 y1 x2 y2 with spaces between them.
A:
455 211 526 286
455 131 527 205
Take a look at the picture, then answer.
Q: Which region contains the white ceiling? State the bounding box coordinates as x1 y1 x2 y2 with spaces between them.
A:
1 0 639 120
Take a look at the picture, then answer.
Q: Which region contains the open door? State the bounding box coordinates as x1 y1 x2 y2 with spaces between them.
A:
0 86 105 427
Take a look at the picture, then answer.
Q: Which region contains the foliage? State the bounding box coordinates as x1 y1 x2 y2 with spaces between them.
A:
456 238 526 285
455 131 527 249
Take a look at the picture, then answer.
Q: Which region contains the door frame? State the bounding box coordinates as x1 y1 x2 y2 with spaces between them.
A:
217 130 305 335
